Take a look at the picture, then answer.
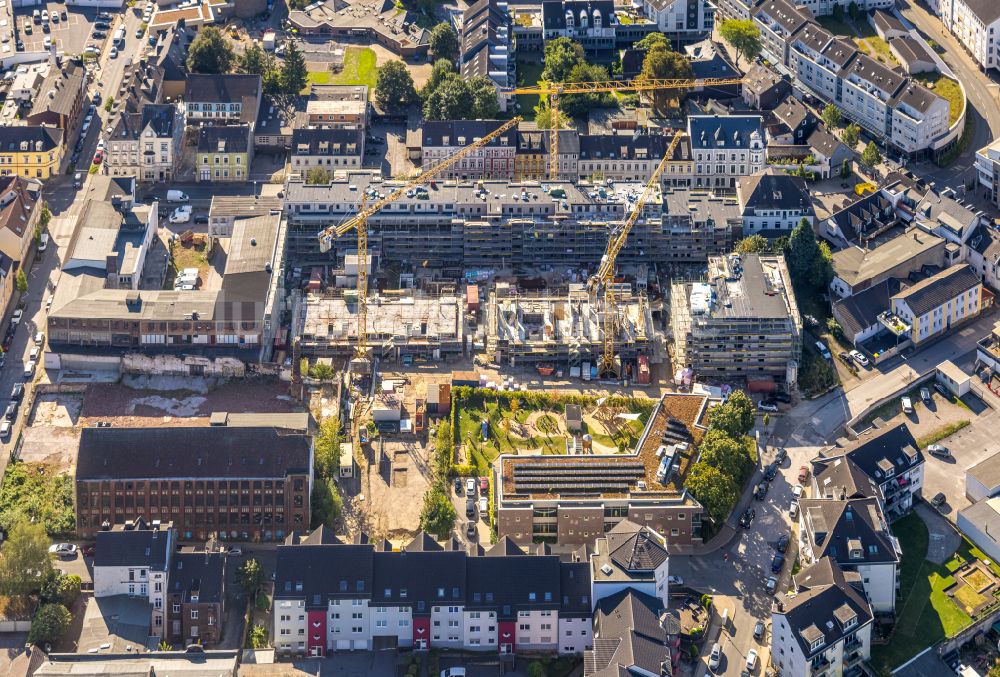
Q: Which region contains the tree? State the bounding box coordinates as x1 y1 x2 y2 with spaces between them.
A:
280 40 308 100
719 19 762 67
423 73 470 120
16 269 27 294
314 416 342 479
305 167 332 185
421 59 456 99
419 485 457 539
842 123 860 148
375 60 418 114
186 27 235 74
429 22 459 62
433 421 453 480
697 428 749 478
28 603 70 647
527 662 546 677
468 76 500 119
237 558 265 597
861 141 882 168
0 521 51 596
238 42 267 76
684 463 738 525
822 104 842 129
311 477 343 529
709 390 755 438
249 624 268 649
637 43 693 114
559 62 614 118
840 158 852 179
40 571 81 608
635 32 669 52
735 235 768 254
787 217 824 291
541 37 585 83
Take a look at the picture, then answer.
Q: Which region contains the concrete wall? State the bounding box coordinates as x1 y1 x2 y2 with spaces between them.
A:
122 353 247 377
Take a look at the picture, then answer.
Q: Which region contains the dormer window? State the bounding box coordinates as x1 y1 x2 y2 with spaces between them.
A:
810 638 824 652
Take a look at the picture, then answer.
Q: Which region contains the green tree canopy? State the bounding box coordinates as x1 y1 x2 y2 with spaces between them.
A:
735 234 768 254
821 104 842 129
719 19 762 66
635 32 669 52
698 428 750 478
423 74 500 120
311 477 344 530
433 421 454 480
637 43 693 114
375 60 418 114
305 167 332 185
541 37 585 83
237 558 265 597
279 40 308 101
419 485 457 539
16 269 26 294
558 62 614 119
429 22 459 62
186 27 235 74
787 217 823 289
468 76 501 119
40 570 81 608
28 602 70 647
842 123 861 148
314 416 342 480
0 520 51 596
309 362 335 380
861 141 882 168
684 463 739 525
422 59 457 99
708 390 755 438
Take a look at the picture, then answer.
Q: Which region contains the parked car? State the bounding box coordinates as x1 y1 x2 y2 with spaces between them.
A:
790 502 799 519
0 421 10 438
708 643 722 672
4 403 16 420
466 477 476 494
920 387 932 403
34 331 44 346
773 391 792 404
931 492 947 508
739 507 755 529
746 649 758 671
454 477 463 495
754 620 765 640
757 400 778 413
478 497 487 518
465 498 475 518
93 150 103 164
771 553 785 573
798 465 809 483
765 576 777 594
774 447 787 464
28 347 39 362
227 546 243 556
927 444 951 458
849 349 869 367
754 482 768 500
901 396 914 414
764 463 778 481
479 477 489 495
11 309 22 325
776 533 789 553
23 360 35 378
193 214 209 224
10 383 23 401
48 543 76 557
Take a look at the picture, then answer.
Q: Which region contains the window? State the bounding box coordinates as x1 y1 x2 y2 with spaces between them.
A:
172 604 180 613
191 610 199 620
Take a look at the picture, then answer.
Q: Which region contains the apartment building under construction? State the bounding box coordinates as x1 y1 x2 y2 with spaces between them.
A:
297 291 465 360
485 283 660 368
670 253 802 384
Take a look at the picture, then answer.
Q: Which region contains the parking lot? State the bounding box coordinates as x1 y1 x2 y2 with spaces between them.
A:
922 406 1000 520
13 3 108 56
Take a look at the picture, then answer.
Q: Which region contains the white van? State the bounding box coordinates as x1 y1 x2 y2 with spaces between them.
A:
167 190 189 203
38 233 48 251
815 340 831 360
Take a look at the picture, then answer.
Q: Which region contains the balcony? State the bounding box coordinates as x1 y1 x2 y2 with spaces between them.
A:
845 650 864 666
810 656 832 674
844 636 862 651
878 311 911 337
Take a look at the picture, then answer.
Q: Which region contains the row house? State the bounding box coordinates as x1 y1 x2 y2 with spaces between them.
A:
460 0 515 111
274 521 670 659
291 128 365 175
75 421 313 542
421 120 517 180
888 263 983 345
736 170 814 235
166 552 226 646
687 115 766 189
541 0 617 56
184 74 262 128
106 103 184 183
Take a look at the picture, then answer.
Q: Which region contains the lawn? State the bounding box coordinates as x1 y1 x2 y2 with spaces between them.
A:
0 462 75 536
329 47 377 91
913 73 965 127
515 58 544 115
454 389 655 474
871 513 997 673
856 35 898 66
306 71 331 87
915 420 970 449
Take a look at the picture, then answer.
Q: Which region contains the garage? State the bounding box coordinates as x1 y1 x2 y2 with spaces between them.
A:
336 640 351 651
352 640 369 650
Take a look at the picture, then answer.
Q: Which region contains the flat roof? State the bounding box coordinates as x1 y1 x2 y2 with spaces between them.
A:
968 454 1000 492
832 228 944 287
300 294 461 344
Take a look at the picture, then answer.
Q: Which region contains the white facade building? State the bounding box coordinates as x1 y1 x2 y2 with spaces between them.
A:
941 0 1000 72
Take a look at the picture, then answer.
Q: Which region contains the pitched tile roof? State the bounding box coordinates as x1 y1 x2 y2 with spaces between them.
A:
892 263 980 316
585 589 667 677
94 519 173 569
171 551 226 604
605 521 668 572
197 125 251 154
829 423 923 485
738 171 813 214
799 497 898 565
832 278 900 336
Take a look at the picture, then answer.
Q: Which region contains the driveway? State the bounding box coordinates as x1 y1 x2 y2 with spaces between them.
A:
915 503 961 565
920 407 1000 520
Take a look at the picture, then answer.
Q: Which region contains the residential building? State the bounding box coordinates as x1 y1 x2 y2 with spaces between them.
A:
577 133 672 182
661 189 742 265
588 521 670 608
0 175 41 264
797 498 899 612
106 103 185 182
770 557 873 677
208 195 283 240
966 224 1000 289
832 278 902 345
812 423 926 520
964 453 1000 502
196 125 253 182
166 552 226 646
306 85 370 128
742 63 791 109
767 96 817 144
0 126 64 180
61 199 158 290
670 254 803 383
736 170 814 236
460 0 515 110
49 213 283 358
889 36 937 74
149 25 191 102
639 0 713 42
829 228 946 298
420 120 516 180
888 263 983 345
585 589 674 677
940 0 1000 72
807 128 854 179
74 420 313 541
287 0 429 58
184 74 262 127
687 115 765 189
290 128 364 176
24 61 86 135
493 394 710 549
273 527 589 656
92 519 175 638
541 0 617 56
976 137 1000 204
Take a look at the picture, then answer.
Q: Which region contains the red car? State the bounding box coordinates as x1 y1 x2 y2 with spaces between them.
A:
479 477 489 495
798 465 809 483
81 543 96 557
93 151 103 165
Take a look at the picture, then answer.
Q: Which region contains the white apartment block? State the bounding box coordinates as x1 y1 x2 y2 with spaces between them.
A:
687 115 766 189
941 0 1000 71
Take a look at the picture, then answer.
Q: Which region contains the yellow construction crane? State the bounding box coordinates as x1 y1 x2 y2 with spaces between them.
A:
355 195 369 359
317 116 523 253
511 77 744 179
588 130 683 378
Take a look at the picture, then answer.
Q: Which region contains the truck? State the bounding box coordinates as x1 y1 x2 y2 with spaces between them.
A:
167 190 189 203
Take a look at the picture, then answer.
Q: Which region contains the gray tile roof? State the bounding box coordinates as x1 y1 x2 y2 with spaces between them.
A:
688 115 763 150
799 497 898 565
956 0 1000 26
738 171 812 214
831 423 923 485
185 74 261 104
171 551 226 604
892 263 980 317
605 521 668 572
832 278 900 336
421 120 516 148
542 0 615 30
197 125 251 154
586 589 667 677
94 519 172 569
